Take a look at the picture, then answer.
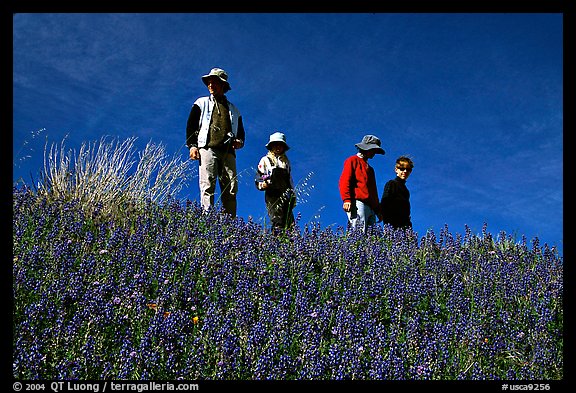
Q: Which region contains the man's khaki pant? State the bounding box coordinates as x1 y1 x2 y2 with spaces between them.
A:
198 147 237 216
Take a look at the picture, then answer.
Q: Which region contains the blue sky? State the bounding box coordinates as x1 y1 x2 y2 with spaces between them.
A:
12 13 563 254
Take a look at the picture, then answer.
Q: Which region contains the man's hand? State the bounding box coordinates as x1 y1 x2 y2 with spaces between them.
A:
343 201 352 212
189 146 200 160
232 139 244 149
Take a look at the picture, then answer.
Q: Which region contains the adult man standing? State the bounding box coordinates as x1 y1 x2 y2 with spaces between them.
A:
186 67 245 217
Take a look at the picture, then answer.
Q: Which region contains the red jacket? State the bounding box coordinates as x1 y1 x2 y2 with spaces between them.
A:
339 155 380 213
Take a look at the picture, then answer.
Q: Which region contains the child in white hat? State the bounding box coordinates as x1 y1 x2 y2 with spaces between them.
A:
255 132 296 232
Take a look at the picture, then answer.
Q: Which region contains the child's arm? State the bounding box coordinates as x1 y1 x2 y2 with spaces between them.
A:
255 156 271 190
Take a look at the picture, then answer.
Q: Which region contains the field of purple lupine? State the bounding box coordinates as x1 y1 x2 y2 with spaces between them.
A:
13 185 563 380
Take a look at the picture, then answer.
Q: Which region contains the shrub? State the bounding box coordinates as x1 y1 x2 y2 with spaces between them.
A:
36 136 192 224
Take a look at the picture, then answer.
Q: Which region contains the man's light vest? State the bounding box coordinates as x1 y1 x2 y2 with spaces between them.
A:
194 95 241 148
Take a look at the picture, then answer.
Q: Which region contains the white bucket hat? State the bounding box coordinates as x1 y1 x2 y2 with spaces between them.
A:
265 132 290 151
201 67 231 92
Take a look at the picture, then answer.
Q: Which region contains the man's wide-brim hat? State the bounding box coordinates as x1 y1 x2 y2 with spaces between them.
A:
355 134 385 154
266 132 290 151
202 67 231 92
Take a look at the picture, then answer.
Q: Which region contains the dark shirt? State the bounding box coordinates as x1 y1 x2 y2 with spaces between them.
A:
380 176 412 229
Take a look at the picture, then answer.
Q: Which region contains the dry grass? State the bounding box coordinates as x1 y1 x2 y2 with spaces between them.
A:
38 136 193 223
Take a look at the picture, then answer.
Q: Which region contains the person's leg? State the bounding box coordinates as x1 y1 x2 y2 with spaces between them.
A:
283 205 295 229
273 195 294 230
362 202 377 229
266 193 282 231
218 152 238 216
347 200 375 232
283 191 296 228
198 148 218 211
346 201 362 231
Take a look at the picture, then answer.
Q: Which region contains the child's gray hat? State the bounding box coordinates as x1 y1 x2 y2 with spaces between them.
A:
266 132 290 151
202 68 231 92
355 134 385 154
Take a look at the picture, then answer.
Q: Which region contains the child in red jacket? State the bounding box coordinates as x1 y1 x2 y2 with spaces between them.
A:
338 135 385 232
